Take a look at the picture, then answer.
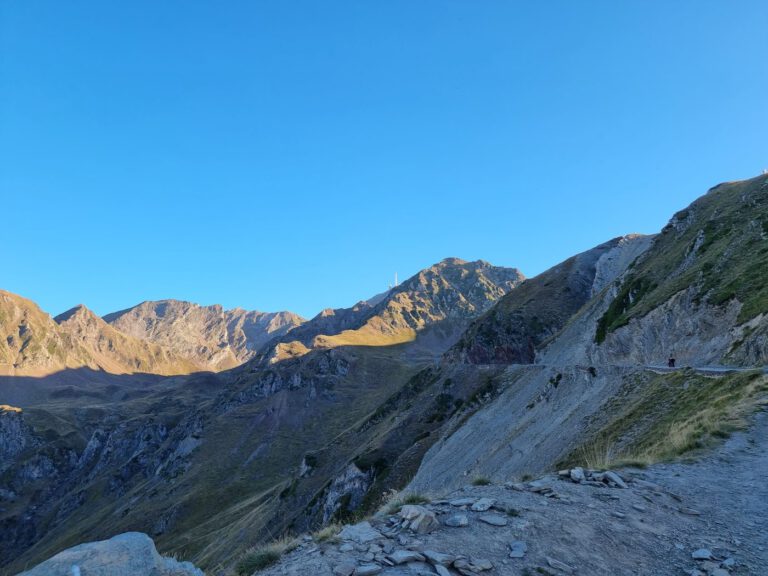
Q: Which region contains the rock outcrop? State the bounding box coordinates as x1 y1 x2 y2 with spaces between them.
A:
446 235 652 364
19 532 203 576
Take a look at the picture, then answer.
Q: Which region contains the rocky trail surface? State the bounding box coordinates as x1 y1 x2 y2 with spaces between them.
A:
257 408 768 576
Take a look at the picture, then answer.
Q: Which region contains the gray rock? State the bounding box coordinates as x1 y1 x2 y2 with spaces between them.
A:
710 570 729 576
469 558 494 571
399 504 439 534
434 566 452 576
388 549 426 564
470 498 495 511
478 514 508 526
604 471 628 489
569 467 586 482
443 513 469 527
18 532 203 576
509 540 527 558
546 556 574 574
449 498 476 507
721 557 736 568
355 564 383 576
423 550 455 566
691 548 713 560
339 543 355 552
333 561 356 576
339 521 383 544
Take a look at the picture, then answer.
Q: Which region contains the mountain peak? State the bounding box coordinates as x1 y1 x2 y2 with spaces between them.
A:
53 304 95 324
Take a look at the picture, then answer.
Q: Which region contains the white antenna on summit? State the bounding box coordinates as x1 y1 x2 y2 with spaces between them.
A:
389 272 399 291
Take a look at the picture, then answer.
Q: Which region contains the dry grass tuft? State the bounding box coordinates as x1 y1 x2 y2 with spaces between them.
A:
234 536 298 575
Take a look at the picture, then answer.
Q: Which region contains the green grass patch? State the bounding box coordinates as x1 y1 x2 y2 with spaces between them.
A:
471 476 491 486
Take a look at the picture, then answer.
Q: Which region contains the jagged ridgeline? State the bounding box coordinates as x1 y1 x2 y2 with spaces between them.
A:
3 174 768 575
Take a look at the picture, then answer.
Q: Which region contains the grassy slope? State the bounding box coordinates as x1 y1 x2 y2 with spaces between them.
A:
561 369 768 469
597 174 768 342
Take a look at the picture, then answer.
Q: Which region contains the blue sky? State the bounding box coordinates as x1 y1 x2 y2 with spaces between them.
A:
1 1 767 319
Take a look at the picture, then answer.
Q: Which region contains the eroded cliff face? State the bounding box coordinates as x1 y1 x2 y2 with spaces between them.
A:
446 235 652 365
408 365 625 492
0 405 38 475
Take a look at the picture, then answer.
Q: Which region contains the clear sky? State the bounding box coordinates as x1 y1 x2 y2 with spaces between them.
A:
1 1 767 319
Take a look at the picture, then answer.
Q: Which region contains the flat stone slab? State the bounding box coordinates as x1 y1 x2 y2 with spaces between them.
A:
509 541 528 558
470 498 496 511
478 514 508 526
338 521 383 544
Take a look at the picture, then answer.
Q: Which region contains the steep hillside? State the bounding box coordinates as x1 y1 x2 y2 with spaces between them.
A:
0 291 87 375
0 346 421 572
270 258 524 359
447 235 651 364
105 300 305 370
591 173 768 366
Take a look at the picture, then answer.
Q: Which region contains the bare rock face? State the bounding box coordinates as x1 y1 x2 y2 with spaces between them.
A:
104 300 305 370
447 235 652 365
18 532 203 576
0 405 37 474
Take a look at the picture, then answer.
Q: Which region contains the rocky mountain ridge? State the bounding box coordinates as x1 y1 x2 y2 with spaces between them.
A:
105 300 305 371
0 291 305 376
264 258 525 362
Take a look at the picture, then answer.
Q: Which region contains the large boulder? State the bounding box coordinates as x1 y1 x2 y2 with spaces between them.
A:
18 532 203 576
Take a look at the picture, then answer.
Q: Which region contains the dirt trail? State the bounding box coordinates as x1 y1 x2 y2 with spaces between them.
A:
642 407 768 572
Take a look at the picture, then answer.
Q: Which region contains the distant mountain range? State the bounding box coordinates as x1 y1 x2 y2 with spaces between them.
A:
104 300 305 370
0 258 523 376
0 293 304 376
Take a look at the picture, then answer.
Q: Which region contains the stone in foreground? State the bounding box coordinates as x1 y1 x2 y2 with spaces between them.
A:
444 513 469 527
18 532 203 576
338 521 383 543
